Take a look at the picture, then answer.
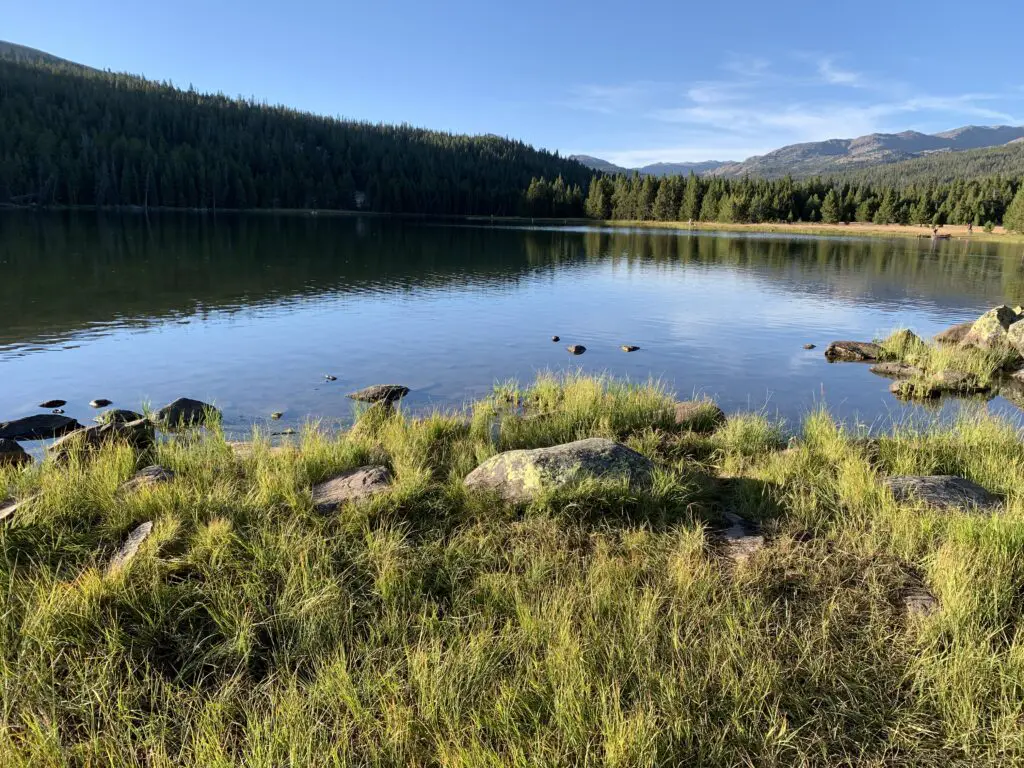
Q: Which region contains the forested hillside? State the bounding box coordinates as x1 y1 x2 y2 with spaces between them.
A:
837 141 1024 186
0 57 589 214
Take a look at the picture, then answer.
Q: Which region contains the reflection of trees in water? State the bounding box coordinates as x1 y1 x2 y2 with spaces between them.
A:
2 213 1022 347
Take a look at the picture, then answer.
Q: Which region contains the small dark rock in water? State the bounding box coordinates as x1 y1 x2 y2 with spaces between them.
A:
52 408 64 414
90 399 113 409
39 399 66 408
0 438 31 468
270 412 283 420
0 414 82 441
347 384 410 404
823 340 883 362
551 335 560 342
273 428 297 436
95 409 144 425
621 345 640 352
884 475 1001 512
152 398 220 428
803 344 816 350
566 344 586 355
324 374 337 381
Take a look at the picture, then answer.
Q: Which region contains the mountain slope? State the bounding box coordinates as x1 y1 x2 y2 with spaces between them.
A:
569 155 630 174
835 140 1024 186
0 40 91 70
570 155 727 177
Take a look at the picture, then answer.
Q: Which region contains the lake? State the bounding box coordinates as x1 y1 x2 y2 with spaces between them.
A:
3 211 1024 439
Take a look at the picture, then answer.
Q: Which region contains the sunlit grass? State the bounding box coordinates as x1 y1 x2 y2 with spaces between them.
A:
1 374 1023 765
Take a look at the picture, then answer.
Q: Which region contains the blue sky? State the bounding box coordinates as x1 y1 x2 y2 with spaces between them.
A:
7 0 1024 166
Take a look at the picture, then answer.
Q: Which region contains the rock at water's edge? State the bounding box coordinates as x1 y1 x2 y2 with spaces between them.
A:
824 341 883 362
0 414 82 441
153 398 220 428
933 321 973 345
963 305 1018 350
0 438 31 467
347 385 410 404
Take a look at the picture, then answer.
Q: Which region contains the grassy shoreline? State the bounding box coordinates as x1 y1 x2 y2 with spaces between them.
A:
2 373 1023 765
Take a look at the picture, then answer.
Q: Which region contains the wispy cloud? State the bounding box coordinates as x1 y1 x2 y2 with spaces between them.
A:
817 57 861 86
562 82 665 114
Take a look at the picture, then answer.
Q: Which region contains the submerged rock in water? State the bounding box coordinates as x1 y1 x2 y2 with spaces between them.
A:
933 321 973 345
95 409 144 425
324 374 337 381
803 343 816 350
0 414 82 441
463 437 653 503
884 475 1001 512
38 399 66 409
312 465 393 511
673 400 726 433
152 398 220 428
566 344 586 355
824 341 882 362
107 521 153 575
963 305 1018 350
347 384 410 404
120 465 175 493
0 438 31 467
89 399 113 409
620 345 640 352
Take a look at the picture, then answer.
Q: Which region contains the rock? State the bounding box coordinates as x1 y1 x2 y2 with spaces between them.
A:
107 522 153 575
152 398 220 428
95 409 144 425
0 494 37 524
566 344 586 355
1007 320 1024 356
933 321 973 345
620 345 640 352
463 437 654 503
270 412 283 420
89 399 113 409
902 587 939 617
884 329 925 354
963 305 1018 350
719 511 765 564
673 400 726 433
803 343 816 350
890 379 935 400
0 414 82 441
870 362 922 378
890 371 988 400
884 475 1001 512
227 441 291 459
0 438 31 467
551 335 560 342
52 409 64 415
38 399 66 408
933 369 989 393
312 465 393 511
120 465 175 493
324 374 337 381
824 341 883 362
48 418 155 462
347 385 409 404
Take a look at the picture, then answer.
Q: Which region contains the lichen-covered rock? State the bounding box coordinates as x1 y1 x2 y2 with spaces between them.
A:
153 398 220 428
0 414 82 441
120 465 175 493
1006 319 1024 356
95 409 144 425
673 400 725 433
884 475 1001 512
312 465 393 511
346 385 410 404
824 341 882 362
963 305 1018 350
933 321 973 345
0 438 30 467
49 418 154 462
463 437 654 503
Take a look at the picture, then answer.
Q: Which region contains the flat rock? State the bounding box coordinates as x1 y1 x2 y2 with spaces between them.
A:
463 437 654 503
89 399 113 408
870 362 922 378
824 341 882 362
719 511 765 564
884 475 1001 512
153 398 220 428
312 465 393 511
566 344 586 355
120 465 175 493
673 400 726 433
95 409 144 425
963 305 1018 350
0 414 82 441
107 521 153 575
49 418 155 462
346 385 410 404
38 399 66 409
933 321 973 345
0 438 31 467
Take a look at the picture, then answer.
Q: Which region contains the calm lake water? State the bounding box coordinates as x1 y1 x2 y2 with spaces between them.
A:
3 211 1024 438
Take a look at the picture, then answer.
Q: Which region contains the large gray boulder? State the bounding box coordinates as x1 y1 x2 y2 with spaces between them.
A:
312 465 393 511
0 438 30 467
152 398 220 428
0 414 82 440
347 385 409 404
1006 319 1024 356
884 475 1001 512
824 341 882 362
463 437 654 503
963 306 1019 350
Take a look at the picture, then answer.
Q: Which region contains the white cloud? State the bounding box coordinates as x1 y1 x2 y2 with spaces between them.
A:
817 57 861 86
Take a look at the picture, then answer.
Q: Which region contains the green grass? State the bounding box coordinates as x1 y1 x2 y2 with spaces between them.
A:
2 375 1024 766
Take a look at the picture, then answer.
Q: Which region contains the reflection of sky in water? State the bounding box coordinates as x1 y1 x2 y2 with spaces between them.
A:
2 217 1023 439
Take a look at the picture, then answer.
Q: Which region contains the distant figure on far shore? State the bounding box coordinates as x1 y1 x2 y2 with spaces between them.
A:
967 221 974 234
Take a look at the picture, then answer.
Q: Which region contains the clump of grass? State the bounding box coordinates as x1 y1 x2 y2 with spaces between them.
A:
1 375 1023 765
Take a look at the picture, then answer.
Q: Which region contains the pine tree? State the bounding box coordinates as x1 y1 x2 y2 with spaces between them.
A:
820 189 841 224
1005 185 1024 232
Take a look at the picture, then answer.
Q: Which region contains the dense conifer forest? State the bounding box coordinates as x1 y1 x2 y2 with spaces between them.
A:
2 54 1023 230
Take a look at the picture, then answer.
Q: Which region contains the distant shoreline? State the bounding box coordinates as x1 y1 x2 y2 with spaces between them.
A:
4 205 1023 245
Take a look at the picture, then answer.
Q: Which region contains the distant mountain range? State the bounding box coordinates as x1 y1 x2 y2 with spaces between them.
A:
573 125 1024 179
